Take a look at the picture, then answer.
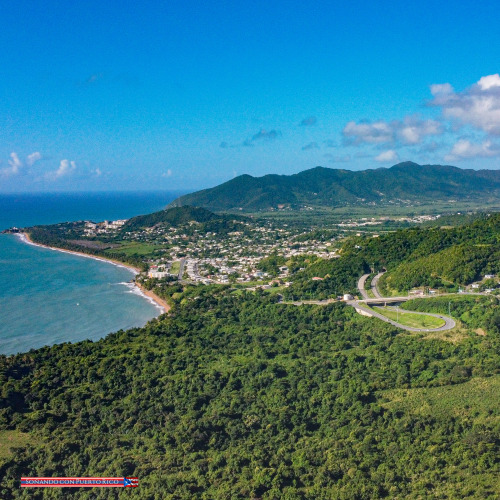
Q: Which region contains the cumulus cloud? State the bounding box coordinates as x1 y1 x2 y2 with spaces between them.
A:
397 117 442 144
27 152 42 166
162 169 173 177
430 83 454 96
343 120 393 145
302 142 319 151
299 116 317 126
343 117 442 146
429 74 500 135
8 152 22 173
1 152 24 177
46 159 76 180
375 150 399 162
92 168 102 177
445 139 500 161
251 129 281 141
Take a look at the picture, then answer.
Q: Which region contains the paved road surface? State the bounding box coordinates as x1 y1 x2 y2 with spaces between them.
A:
287 271 457 333
178 258 186 280
350 302 456 332
370 272 384 298
357 274 371 300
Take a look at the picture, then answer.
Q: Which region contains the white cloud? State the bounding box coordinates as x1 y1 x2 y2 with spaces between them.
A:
343 117 442 146
162 169 172 178
430 83 454 96
477 74 500 90
27 152 42 166
93 168 102 176
397 117 442 145
430 74 500 135
343 120 393 144
1 152 23 177
375 150 399 162
46 159 76 180
445 139 500 161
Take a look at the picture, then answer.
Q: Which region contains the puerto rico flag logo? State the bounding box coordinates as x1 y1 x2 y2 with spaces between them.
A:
21 476 139 488
124 477 138 487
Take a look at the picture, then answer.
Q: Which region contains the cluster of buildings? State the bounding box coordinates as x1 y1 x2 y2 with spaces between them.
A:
123 218 339 287
84 219 127 236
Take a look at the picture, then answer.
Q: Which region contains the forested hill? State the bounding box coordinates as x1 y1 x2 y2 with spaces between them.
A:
168 162 500 211
121 205 247 232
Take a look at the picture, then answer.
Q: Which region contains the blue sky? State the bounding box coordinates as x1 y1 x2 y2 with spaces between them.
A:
1 0 500 192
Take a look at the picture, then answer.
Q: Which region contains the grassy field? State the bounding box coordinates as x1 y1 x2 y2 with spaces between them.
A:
170 261 181 274
374 306 446 329
105 241 160 256
0 430 32 461
381 375 500 423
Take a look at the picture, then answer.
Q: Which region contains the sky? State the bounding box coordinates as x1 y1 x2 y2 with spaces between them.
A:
1 0 500 192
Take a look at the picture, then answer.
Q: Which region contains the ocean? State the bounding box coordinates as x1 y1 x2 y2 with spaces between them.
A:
0 191 185 355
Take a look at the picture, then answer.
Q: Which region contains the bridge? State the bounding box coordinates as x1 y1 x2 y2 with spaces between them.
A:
352 273 456 332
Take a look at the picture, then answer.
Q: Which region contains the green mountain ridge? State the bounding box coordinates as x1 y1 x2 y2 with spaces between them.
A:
121 206 247 232
168 162 500 211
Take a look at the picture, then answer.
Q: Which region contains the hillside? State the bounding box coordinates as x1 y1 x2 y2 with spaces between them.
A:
284 213 500 300
121 205 247 232
168 162 500 211
1 288 500 498
2 214 500 497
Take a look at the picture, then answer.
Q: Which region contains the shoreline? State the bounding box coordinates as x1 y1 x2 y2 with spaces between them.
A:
135 282 171 313
17 232 170 315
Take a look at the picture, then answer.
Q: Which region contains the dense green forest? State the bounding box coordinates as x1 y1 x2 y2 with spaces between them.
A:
285 213 500 299
1 284 500 498
121 206 247 233
168 162 500 211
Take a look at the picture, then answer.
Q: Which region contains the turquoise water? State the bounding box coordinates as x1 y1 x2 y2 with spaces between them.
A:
0 191 185 355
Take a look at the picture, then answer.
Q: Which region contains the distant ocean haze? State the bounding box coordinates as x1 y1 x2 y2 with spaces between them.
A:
0 191 187 355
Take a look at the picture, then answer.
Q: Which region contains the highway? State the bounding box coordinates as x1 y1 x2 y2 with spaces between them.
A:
349 301 456 332
357 274 371 300
353 273 456 332
370 272 384 298
285 272 457 333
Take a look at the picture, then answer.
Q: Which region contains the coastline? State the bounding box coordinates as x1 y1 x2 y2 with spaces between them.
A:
135 282 171 313
17 232 170 315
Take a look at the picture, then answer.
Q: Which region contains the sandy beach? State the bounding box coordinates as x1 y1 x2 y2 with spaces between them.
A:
18 232 170 315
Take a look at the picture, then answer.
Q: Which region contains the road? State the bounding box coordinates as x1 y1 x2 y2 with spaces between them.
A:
357 274 371 300
283 272 457 333
178 258 186 280
370 272 384 298
354 271 456 332
357 271 384 300
349 301 456 332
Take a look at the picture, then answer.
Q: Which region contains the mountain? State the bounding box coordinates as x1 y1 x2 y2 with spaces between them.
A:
121 205 247 235
122 206 231 231
168 162 500 211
